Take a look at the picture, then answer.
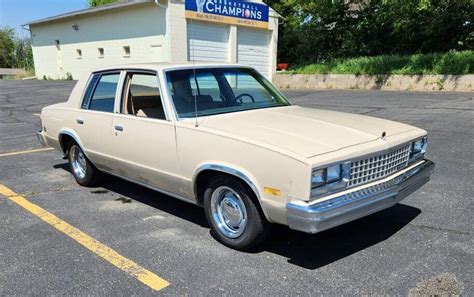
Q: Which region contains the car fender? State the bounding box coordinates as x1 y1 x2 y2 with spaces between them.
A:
192 162 272 221
58 128 86 154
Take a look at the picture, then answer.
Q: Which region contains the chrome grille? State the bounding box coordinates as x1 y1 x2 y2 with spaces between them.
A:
349 144 411 187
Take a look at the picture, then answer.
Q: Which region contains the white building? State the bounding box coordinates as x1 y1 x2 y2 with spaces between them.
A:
26 0 281 80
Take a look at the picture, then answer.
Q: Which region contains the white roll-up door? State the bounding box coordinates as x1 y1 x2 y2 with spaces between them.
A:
237 28 271 78
187 22 229 63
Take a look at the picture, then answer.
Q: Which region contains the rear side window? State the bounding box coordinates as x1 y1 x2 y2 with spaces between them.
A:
122 72 166 120
83 73 120 113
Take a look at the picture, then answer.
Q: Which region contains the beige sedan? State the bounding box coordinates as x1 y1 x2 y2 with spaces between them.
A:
37 63 434 250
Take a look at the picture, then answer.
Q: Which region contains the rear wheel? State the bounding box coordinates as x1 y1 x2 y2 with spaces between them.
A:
203 176 270 250
67 143 101 187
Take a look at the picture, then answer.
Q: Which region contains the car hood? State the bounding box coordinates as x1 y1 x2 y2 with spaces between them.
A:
196 105 420 158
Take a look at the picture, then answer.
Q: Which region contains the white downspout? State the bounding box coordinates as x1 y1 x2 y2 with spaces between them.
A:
154 0 171 62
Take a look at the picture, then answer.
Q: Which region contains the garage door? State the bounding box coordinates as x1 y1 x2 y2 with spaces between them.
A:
237 28 271 78
187 22 229 63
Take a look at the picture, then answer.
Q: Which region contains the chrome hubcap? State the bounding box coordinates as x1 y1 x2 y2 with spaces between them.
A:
211 186 247 238
70 145 87 180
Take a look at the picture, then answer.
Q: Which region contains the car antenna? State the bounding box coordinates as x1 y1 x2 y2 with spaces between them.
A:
190 18 199 128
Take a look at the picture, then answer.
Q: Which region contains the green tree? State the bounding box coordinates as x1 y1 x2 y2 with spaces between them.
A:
264 0 474 64
88 0 119 7
14 37 33 70
0 26 15 68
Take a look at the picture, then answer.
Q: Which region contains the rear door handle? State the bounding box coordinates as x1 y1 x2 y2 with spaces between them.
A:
114 125 124 132
76 118 84 125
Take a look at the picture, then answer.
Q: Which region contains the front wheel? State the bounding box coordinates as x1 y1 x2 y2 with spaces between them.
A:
203 176 270 250
67 143 101 187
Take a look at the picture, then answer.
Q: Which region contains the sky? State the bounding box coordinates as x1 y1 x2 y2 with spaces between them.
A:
0 0 88 37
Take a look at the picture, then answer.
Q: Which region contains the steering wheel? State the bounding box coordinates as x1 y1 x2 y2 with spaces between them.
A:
235 93 255 104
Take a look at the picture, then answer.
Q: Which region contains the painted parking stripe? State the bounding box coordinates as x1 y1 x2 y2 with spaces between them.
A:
33 113 41 117
0 147 54 157
0 183 170 291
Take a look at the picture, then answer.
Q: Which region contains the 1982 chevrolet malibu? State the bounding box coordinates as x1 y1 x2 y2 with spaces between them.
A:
37 63 434 250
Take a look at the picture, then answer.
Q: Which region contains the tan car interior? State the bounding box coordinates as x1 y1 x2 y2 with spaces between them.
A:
122 73 166 120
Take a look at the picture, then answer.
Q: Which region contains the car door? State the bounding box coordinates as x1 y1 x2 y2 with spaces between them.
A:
74 71 120 171
110 71 183 197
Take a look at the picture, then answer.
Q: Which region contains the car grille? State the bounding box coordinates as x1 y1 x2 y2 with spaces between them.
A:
348 144 411 187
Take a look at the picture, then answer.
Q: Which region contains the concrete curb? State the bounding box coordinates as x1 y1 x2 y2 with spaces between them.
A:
273 74 474 92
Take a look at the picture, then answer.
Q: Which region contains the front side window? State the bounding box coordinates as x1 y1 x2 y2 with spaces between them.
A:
166 68 290 118
121 72 166 120
87 73 120 113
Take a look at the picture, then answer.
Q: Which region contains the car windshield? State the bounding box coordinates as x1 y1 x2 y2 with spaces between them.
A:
166 68 290 118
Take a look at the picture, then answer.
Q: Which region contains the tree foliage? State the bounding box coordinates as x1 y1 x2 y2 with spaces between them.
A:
0 26 34 69
88 0 119 7
14 37 34 69
0 27 15 68
264 0 474 64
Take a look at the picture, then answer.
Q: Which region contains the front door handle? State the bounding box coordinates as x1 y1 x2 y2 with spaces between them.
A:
76 118 84 125
114 125 124 132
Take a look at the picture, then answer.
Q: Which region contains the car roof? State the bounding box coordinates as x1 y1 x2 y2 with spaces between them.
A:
92 62 254 73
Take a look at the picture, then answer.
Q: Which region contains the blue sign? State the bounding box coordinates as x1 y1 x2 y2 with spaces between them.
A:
185 0 270 28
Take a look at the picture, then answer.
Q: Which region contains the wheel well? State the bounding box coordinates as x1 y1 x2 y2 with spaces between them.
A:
194 170 259 206
59 134 76 153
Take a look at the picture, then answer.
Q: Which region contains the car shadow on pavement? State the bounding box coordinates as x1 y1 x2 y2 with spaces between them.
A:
101 178 210 228
53 162 209 228
259 204 421 269
54 162 421 270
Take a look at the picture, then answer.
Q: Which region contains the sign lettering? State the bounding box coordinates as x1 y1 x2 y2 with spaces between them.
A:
185 0 270 29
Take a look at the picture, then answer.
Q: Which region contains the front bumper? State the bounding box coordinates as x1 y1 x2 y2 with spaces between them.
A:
286 159 435 234
36 130 47 147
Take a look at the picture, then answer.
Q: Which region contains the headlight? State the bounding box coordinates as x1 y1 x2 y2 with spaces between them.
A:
327 165 342 183
410 136 428 161
413 137 427 153
311 163 350 192
413 139 424 153
311 169 326 188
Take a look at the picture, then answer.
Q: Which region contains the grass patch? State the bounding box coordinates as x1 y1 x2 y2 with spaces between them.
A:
288 51 474 75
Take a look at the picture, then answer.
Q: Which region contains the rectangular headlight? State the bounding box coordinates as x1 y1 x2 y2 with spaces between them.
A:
409 136 428 163
311 162 351 198
327 164 342 183
413 139 424 153
311 169 326 189
412 136 428 154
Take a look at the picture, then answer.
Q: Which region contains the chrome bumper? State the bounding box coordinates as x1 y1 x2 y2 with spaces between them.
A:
36 130 47 147
286 160 435 234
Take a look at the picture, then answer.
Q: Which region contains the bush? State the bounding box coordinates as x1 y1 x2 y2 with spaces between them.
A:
65 72 73 80
288 51 474 75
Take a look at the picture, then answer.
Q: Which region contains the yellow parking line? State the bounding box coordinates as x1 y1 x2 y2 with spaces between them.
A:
0 147 54 157
0 184 170 291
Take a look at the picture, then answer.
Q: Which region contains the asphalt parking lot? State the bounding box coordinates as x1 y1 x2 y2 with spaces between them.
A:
0 80 472 295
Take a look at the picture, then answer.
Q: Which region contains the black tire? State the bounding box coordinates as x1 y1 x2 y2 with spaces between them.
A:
203 175 270 250
67 142 101 187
